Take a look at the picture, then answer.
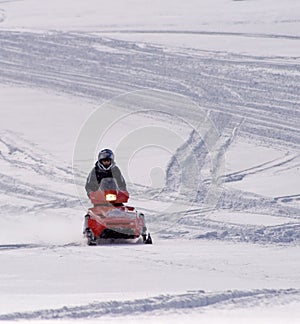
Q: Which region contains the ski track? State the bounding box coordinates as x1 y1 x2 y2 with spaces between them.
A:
0 288 299 320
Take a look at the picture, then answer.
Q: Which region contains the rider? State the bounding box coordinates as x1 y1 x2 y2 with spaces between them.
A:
85 148 127 198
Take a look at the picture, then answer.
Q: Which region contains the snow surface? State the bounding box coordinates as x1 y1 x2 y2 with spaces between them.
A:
0 0 300 323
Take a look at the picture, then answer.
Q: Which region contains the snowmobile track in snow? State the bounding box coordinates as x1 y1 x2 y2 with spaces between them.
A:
0 30 299 151
0 288 299 320
0 30 299 244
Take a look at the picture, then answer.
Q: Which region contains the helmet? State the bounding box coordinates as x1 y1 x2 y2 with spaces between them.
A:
98 149 115 164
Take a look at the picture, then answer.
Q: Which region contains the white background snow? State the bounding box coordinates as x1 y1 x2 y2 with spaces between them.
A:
0 0 300 323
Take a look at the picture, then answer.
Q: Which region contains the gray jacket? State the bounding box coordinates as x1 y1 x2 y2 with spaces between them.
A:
85 162 127 197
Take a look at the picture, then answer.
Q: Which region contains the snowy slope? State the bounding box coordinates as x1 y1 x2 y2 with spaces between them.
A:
0 0 300 323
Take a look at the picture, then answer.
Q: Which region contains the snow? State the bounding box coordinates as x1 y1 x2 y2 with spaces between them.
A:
224 139 300 200
0 0 300 323
1 0 300 57
1 241 300 322
207 210 297 227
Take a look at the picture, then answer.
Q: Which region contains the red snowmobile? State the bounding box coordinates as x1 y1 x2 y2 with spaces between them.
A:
84 178 152 245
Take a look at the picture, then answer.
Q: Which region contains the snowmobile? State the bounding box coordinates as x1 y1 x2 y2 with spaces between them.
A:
83 178 152 245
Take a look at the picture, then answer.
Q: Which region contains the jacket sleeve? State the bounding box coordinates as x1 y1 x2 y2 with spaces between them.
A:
112 166 127 191
85 168 99 197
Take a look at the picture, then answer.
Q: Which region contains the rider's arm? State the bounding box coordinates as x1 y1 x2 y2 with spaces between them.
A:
112 166 127 191
85 168 99 197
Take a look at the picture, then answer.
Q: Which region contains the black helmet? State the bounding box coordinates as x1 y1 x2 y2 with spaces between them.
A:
98 149 114 164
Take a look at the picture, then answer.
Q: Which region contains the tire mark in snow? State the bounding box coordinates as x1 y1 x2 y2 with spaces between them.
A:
0 289 299 320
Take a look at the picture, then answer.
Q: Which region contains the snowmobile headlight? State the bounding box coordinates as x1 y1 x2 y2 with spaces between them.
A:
106 193 117 202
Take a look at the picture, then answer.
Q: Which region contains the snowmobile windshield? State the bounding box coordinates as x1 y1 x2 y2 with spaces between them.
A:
99 178 119 191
